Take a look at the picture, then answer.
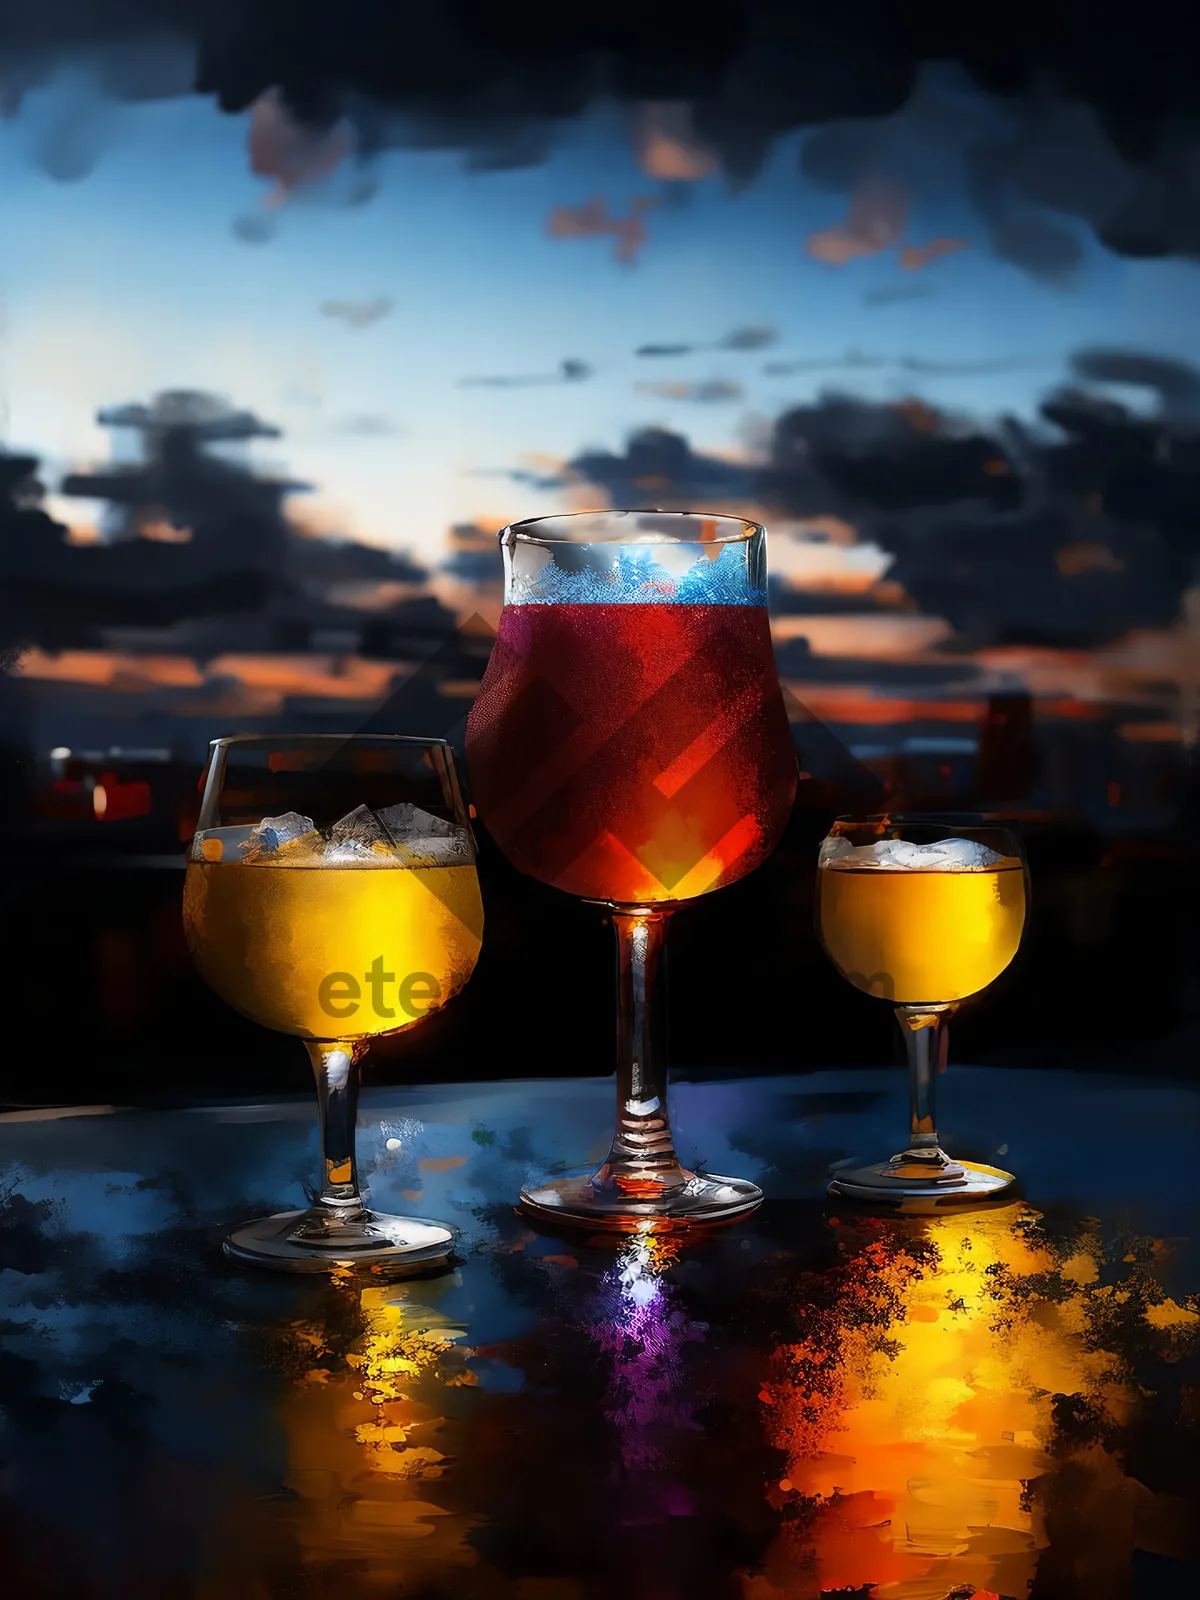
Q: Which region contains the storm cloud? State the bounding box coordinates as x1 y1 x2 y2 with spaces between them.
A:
542 347 1200 648
3 6 1200 273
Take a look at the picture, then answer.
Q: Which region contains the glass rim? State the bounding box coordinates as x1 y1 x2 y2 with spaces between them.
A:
829 812 1025 852
501 509 764 546
207 733 453 751
204 736 454 761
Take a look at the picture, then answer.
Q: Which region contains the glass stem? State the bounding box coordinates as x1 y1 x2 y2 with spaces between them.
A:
594 909 691 1199
294 1039 370 1238
890 1005 964 1178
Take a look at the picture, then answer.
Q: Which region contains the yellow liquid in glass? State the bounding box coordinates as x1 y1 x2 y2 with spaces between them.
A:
183 859 484 1039
816 859 1026 1004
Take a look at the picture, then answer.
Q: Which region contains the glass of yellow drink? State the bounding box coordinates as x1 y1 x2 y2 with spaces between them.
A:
183 735 483 1272
815 814 1028 1206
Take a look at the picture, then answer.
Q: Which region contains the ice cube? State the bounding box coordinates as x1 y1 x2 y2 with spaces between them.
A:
328 803 392 849
818 835 855 868
269 829 327 863
921 837 1004 869
324 803 418 865
257 811 316 848
237 810 321 862
856 836 1003 870
375 801 472 866
323 839 386 865
871 839 930 868
375 802 457 842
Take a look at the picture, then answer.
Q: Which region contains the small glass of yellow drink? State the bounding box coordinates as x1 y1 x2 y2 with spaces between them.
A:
816 815 1028 1206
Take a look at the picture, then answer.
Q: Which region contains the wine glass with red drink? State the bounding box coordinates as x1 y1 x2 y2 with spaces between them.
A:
466 511 797 1229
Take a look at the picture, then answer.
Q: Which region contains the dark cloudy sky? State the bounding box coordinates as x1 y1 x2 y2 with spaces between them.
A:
3 43 1200 579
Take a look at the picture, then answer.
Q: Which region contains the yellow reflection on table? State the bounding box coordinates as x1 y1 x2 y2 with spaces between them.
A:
270 1273 480 1586
748 1204 1198 1600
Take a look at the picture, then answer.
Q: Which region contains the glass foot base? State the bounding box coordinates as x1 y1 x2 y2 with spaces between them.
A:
828 1160 1017 1212
223 1209 456 1275
519 1168 762 1233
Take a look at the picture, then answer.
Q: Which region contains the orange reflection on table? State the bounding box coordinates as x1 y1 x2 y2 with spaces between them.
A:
748 1204 1197 1600
267 1274 480 1587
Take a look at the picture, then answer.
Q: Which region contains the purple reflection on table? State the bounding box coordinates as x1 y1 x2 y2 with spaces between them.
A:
588 1226 708 1521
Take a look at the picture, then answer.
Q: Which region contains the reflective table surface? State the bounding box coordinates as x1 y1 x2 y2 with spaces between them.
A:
2 1068 1199 1599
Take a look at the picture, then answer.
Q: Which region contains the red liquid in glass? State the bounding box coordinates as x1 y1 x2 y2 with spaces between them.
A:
466 603 797 904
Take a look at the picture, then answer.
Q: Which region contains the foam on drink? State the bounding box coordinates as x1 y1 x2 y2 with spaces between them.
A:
816 835 1026 1004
